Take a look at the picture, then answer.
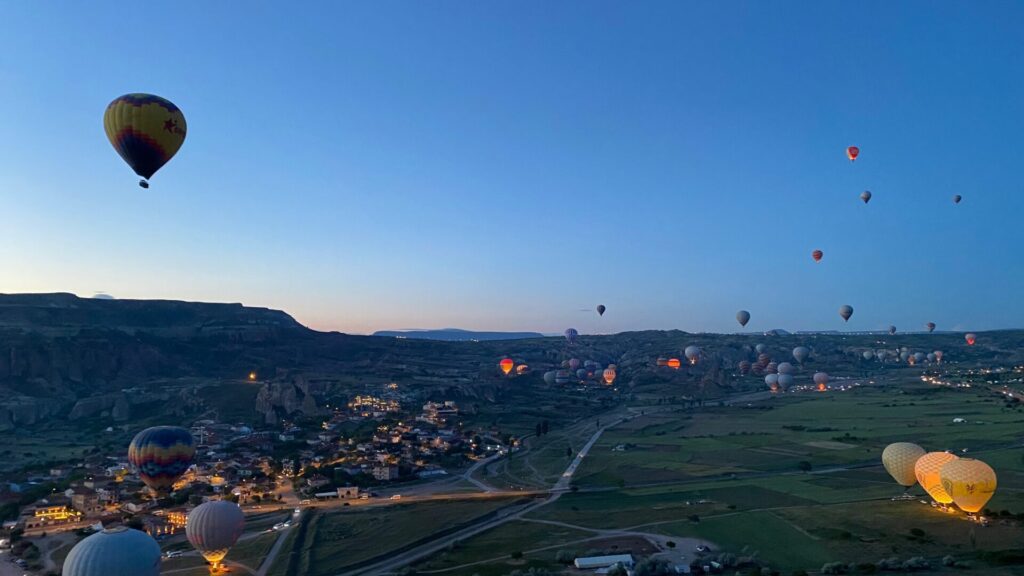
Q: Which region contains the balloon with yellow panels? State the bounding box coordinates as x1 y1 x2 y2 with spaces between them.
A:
881 442 925 487
914 452 958 503
940 458 997 513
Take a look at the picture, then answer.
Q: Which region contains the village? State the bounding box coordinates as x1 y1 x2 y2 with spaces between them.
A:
0 382 501 550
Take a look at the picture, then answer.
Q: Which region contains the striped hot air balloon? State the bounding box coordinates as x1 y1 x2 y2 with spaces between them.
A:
128 426 196 493
564 328 579 344
812 250 823 263
104 94 187 187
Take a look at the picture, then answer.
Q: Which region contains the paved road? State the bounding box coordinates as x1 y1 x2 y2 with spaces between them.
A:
337 414 625 576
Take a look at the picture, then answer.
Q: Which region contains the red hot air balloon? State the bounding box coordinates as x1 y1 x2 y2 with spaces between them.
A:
812 250 823 263
499 358 514 375
847 146 859 161
667 358 681 369
965 333 976 346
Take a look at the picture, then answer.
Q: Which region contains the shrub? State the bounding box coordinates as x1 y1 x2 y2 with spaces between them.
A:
554 549 576 564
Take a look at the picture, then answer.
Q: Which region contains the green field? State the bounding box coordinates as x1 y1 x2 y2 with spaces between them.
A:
413 381 1024 575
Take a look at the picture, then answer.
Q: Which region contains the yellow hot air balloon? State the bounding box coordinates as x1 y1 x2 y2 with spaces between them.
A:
914 452 958 504
881 443 925 487
104 94 187 187
940 458 997 513
499 358 514 375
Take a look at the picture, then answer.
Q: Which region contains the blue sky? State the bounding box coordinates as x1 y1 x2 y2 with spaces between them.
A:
1 2 1022 334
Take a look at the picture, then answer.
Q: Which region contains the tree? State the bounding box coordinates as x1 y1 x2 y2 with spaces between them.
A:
541 420 550 435
566 447 572 458
798 461 812 473
554 550 576 564
535 423 543 437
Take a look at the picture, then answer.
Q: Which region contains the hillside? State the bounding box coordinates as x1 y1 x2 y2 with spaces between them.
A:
1 293 1021 434
372 328 545 341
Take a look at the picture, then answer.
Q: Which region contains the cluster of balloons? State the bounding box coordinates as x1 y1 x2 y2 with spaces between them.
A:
64 425 245 576
544 359 615 386
498 358 530 376
882 443 997 514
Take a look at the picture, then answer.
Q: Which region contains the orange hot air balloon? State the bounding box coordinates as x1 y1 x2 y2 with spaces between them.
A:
940 458 997 513
602 368 616 385
965 333 976 346
915 452 959 504
499 358 514 375
812 250 823 263
846 146 859 161
667 358 681 369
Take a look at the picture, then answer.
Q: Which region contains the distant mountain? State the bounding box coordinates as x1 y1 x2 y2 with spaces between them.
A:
372 328 544 341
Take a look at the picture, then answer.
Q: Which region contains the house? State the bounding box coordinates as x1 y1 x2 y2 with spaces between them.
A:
372 466 399 481
574 554 635 570
70 490 103 518
337 486 360 499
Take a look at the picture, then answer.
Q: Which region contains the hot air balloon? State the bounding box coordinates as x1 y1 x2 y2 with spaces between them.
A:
543 371 556 385
926 322 936 333
499 358 514 375
755 344 767 354
757 353 772 368
862 350 874 361
555 370 571 385
889 325 896 335
63 527 161 576
846 146 859 161
915 452 959 504
940 458 997 513
813 372 829 391
576 368 588 379
667 358 681 369
765 374 779 392
684 346 701 365
777 374 794 389
516 364 530 375
596 305 606 316
900 351 910 363
839 305 854 322
736 310 750 327
568 358 581 371
913 352 926 364
766 362 778 374
656 357 668 367
926 353 936 363
128 426 196 494
792 347 809 364
881 443 925 487
777 362 794 375
934 350 943 363
860 190 872 204
965 333 976 346
564 328 578 344
812 250 823 263
953 194 962 204
186 500 246 571
738 360 751 375
104 94 187 188
602 368 616 385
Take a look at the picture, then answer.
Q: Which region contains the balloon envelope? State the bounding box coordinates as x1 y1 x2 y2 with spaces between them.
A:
667 358 681 369
777 362 794 375
860 190 872 203
847 146 859 161
602 368 616 385
777 373 794 389
596 305 606 316
940 458 997 513
812 250 823 262
915 452 959 503
564 328 578 344
792 347 809 363
953 194 962 204
882 443 926 487
104 93 187 183
965 333 976 346
684 346 701 364
63 527 160 576
755 344 766 354
499 358 514 375
839 305 854 322
186 501 246 567
926 322 936 333
128 426 196 493
736 310 750 327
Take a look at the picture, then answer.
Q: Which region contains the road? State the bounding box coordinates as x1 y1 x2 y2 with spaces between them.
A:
336 414 624 576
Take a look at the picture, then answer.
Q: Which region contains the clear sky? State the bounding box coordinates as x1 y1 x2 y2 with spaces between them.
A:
1 2 1022 335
